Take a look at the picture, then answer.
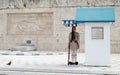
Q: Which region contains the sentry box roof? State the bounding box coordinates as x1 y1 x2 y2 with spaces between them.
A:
76 8 115 23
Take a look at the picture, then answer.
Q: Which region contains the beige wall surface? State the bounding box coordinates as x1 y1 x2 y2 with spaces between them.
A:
7 13 53 35
0 0 119 53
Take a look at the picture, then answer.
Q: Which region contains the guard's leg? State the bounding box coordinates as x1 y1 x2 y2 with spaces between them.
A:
71 50 77 63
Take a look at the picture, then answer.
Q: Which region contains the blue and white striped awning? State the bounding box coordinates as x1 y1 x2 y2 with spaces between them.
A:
62 20 78 27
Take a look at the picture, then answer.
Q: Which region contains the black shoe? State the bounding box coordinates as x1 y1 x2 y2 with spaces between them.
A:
68 61 72 65
75 62 78 65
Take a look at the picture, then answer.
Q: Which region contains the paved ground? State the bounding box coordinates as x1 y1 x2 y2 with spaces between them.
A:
0 51 119 75
0 71 101 75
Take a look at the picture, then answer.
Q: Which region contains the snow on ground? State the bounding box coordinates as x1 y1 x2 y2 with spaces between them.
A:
0 51 119 75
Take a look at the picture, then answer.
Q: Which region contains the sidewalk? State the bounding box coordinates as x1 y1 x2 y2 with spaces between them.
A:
0 51 119 75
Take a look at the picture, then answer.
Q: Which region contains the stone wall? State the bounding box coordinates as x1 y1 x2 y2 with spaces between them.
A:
7 13 53 35
0 8 78 52
0 0 119 53
0 0 120 9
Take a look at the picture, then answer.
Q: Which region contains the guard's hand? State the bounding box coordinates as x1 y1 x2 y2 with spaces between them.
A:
74 40 77 43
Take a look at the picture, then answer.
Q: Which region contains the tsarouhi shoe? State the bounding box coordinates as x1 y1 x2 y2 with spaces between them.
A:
75 61 78 65
68 61 78 65
68 61 72 65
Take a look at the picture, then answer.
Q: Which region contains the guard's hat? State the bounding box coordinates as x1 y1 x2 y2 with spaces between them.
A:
72 26 76 28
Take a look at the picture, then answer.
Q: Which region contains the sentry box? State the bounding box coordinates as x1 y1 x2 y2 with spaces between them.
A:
62 8 115 66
